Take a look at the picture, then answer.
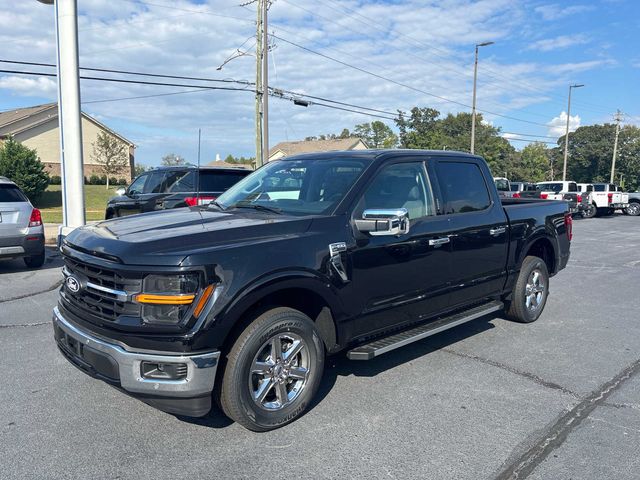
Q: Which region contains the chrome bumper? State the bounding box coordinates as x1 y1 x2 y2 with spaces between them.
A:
52 307 219 398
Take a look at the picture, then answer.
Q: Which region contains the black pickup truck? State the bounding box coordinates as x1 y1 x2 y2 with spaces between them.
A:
53 150 571 431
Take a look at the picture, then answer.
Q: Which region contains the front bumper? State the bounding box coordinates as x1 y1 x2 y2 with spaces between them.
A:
52 307 219 416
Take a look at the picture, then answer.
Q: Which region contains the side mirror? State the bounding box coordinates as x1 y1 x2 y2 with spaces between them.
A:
355 208 410 236
115 187 126 196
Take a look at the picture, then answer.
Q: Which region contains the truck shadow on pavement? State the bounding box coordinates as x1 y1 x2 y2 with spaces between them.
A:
178 314 498 430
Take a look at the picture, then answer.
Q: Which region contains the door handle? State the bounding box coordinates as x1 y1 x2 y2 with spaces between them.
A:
428 237 450 246
489 226 506 236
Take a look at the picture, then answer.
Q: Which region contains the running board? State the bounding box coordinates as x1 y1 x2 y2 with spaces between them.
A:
347 300 504 360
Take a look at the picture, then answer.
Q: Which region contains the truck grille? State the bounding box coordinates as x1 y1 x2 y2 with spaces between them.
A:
61 256 142 323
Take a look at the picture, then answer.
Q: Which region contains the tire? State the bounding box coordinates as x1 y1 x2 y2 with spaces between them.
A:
582 204 596 218
505 256 549 323
24 250 45 268
218 307 325 431
625 202 640 216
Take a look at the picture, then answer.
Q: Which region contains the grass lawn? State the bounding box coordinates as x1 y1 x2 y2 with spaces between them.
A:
34 184 119 224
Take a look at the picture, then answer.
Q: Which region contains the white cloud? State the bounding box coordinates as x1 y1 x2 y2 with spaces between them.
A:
0 76 57 96
527 34 589 52
547 111 580 137
534 4 594 21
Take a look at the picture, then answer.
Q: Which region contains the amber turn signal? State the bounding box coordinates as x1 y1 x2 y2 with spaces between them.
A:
193 285 215 318
134 293 196 305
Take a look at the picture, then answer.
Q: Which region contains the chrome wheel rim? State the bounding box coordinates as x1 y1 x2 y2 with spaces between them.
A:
525 269 545 311
250 333 310 411
628 203 640 215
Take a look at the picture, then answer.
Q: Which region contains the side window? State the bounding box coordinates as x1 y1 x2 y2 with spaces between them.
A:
127 174 148 195
436 161 491 214
356 162 435 221
568 183 577 192
144 171 165 194
164 170 194 193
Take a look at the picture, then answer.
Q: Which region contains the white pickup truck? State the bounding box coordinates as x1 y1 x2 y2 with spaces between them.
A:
578 183 629 216
536 181 586 216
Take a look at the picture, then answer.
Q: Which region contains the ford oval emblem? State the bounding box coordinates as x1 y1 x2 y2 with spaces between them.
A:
66 276 81 293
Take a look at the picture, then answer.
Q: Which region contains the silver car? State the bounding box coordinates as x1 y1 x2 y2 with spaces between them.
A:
0 176 45 268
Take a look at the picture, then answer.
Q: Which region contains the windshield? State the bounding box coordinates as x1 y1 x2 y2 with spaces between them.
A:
537 183 563 193
494 178 510 191
215 158 366 215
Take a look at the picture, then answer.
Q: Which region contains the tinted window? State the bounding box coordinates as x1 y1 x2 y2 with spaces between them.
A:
494 178 510 191
356 162 434 221
164 170 195 193
568 182 577 192
144 171 165 193
127 174 147 195
593 184 606 192
510 184 520 192
200 171 249 192
0 184 27 202
538 183 563 193
436 161 491 214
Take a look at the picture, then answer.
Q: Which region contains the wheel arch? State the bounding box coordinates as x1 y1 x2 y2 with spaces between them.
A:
521 235 557 275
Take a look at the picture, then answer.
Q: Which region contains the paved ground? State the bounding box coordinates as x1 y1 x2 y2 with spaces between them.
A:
1 215 639 479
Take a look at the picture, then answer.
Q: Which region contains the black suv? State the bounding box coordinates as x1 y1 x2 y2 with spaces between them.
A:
105 166 251 219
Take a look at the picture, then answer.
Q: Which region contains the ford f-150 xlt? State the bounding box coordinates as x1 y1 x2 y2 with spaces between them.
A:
52 150 572 431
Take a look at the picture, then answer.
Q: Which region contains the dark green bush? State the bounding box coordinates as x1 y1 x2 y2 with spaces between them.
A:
0 138 49 201
50 175 62 185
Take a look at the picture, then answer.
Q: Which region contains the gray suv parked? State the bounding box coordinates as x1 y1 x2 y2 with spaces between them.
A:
0 176 45 268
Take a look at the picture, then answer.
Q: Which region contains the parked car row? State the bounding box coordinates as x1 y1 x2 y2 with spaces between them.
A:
496 177 638 218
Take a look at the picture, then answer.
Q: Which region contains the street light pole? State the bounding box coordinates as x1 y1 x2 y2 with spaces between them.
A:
610 110 623 184
562 83 584 181
37 0 86 241
470 41 494 155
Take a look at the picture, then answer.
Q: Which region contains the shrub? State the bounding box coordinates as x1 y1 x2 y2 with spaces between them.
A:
89 174 101 185
117 178 128 185
50 175 62 185
0 138 49 201
109 177 118 186
99 175 107 185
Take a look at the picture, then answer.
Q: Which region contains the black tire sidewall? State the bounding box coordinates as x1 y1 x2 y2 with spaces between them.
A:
626 203 640 216
517 257 549 323
225 310 324 431
24 250 45 268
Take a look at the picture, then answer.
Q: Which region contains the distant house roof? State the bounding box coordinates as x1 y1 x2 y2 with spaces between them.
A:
0 102 134 146
268 137 368 160
205 161 252 169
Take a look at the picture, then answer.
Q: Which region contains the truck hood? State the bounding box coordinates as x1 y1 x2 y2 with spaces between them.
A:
65 207 314 266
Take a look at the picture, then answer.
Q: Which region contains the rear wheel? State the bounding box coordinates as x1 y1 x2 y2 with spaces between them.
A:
505 256 549 323
218 307 325 431
625 202 640 216
582 204 596 218
24 249 45 268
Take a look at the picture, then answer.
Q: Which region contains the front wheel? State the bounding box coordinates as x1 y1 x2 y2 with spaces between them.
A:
504 256 549 323
218 307 325 431
625 202 640 216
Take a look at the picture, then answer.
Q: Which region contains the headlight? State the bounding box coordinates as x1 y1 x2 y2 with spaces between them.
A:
135 273 200 325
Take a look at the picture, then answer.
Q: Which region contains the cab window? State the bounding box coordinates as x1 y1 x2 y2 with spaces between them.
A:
127 174 148 195
144 171 165 194
436 161 491 214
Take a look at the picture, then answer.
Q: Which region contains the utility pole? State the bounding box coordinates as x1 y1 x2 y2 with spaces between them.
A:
254 0 269 168
37 0 86 241
562 83 584 181
470 41 494 155
610 110 623 183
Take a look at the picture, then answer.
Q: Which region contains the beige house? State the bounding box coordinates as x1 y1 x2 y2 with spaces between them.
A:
268 137 368 161
0 103 135 181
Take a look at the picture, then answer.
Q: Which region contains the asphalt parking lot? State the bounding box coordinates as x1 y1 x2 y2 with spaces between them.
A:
1 215 639 480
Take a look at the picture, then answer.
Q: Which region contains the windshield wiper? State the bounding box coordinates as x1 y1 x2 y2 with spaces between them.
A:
229 203 282 214
207 200 225 211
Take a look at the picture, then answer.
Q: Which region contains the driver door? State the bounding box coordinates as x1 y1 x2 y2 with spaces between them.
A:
346 160 453 339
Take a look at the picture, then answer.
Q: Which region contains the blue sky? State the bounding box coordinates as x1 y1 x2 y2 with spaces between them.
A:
0 0 638 167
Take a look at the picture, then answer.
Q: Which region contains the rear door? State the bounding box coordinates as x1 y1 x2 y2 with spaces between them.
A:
0 184 31 239
433 159 509 307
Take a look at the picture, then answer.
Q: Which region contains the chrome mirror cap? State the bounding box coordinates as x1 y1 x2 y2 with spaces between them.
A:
355 208 410 236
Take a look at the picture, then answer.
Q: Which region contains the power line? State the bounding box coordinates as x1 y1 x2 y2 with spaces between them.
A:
501 132 558 139
271 33 551 127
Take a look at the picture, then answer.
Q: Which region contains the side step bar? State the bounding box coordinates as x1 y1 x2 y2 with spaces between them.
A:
347 300 504 360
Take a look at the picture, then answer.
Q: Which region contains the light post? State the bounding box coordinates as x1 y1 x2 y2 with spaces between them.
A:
37 0 86 242
470 41 494 155
562 84 584 181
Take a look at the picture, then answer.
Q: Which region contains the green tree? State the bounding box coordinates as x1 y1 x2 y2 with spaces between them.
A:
510 142 550 182
354 121 398 148
0 137 49 201
161 153 188 166
223 154 255 167
91 131 129 189
133 163 148 177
